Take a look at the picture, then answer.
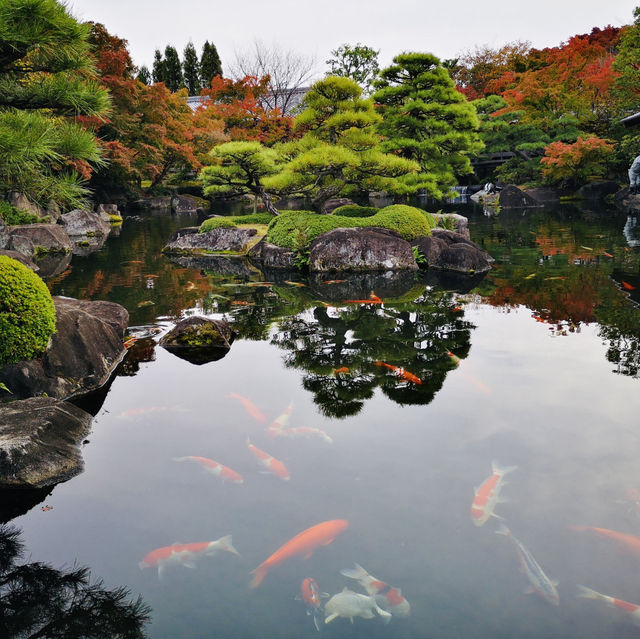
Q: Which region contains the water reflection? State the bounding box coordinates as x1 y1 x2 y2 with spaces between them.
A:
0 525 150 638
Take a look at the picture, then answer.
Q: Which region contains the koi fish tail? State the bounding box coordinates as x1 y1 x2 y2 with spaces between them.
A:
495 523 512 537
250 563 269 589
567 525 590 533
491 461 518 476
340 562 369 580
576 585 602 600
214 535 241 557
173 456 191 462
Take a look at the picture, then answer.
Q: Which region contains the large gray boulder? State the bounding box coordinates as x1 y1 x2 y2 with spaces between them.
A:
0 249 38 271
0 397 92 489
309 227 418 272
171 194 200 214
0 297 129 400
8 224 71 258
96 203 121 223
163 226 257 254
413 229 494 274
60 209 111 238
133 196 172 210
576 181 619 200
159 316 236 365
248 237 297 269
499 185 543 209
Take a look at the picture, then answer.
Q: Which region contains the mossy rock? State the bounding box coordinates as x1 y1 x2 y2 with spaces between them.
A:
199 212 274 233
266 205 434 250
0 255 56 365
159 316 236 365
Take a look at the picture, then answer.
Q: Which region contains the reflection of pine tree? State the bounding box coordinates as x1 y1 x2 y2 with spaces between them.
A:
0 525 150 638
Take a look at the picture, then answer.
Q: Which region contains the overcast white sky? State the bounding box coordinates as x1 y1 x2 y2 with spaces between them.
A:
69 0 636 76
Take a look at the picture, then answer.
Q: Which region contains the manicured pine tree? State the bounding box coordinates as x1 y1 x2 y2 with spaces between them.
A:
151 49 165 83
200 40 222 89
163 45 183 91
137 65 151 85
182 41 201 95
373 52 483 198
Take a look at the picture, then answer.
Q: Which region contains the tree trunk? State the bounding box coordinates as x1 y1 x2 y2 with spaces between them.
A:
257 187 279 216
311 186 341 213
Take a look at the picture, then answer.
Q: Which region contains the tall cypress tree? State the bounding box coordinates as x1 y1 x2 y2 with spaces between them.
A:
151 49 165 83
163 45 183 91
137 65 151 85
200 40 222 89
182 41 201 95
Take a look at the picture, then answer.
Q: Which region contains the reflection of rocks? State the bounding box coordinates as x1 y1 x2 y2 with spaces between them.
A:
167 254 257 278
0 397 92 488
8 223 71 259
309 228 418 272
33 251 72 278
117 337 157 377
420 268 488 293
248 237 297 269
309 270 420 301
499 185 543 209
0 486 52 523
0 297 128 400
413 229 494 274
576 181 618 200
133 196 172 210
0 249 38 271
159 316 235 365
163 226 257 254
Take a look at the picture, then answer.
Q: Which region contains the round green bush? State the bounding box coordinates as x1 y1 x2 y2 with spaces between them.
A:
331 205 378 218
373 204 435 239
0 255 57 365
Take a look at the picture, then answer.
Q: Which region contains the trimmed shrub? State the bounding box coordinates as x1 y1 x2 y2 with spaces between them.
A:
0 201 44 225
199 213 274 233
331 205 378 218
0 256 56 365
266 205 434 249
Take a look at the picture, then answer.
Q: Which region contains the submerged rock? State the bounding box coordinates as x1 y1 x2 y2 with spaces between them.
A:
0 297 129 400
309 227 418 272
413 229 494 274
159 316 236 365
0 397 92 489
163 226 257 254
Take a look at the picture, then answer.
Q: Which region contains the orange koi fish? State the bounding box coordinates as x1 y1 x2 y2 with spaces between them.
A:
577 585 640 625
340 563 410 616
250 519 349 588
144 274 159 278
123 336 138 349
471 461 517 526
524 273 536 280
374 361 422 385
452 306 464 312
247 282 274 287
323 279 346 284
333 367 350 375
139 535 240 579
173 456 243 484
622 280 636 291
569 526 640 556
228 393 267 424
231 300 253 306
603 252 614 258
285 280 306 287
246 438 290 481
300 577 326 631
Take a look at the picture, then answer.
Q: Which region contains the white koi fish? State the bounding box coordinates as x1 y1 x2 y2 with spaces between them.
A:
267 426 333 444
496 524 559 606
471 461 516 526
577 585 640 625
340 563 410 616
324 588 392 624
139 535 240 579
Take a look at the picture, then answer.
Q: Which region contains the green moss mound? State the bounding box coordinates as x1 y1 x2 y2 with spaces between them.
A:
331 205 378 218
267 205 434 250
199 212 274 233
0 201 44 225
0 256 57 365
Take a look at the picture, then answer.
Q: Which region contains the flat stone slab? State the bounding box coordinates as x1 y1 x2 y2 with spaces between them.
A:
163 227 257 254
0 397 92 489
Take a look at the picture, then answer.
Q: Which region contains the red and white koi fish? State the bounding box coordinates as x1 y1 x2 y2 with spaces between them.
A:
285 280 306 287
344 295 383 304
323 279 346 284
246 438 290 480
471 461 516 526
603 252 614 258
265 401 293 436
139 535 240 579
340 563 410 616
446 351 461 366
123 336 138 349
270 427 333 444
374 361 422 385
299 578 328 632
228 393 267 424
117 405 188 419
577 585 640 625
496 525 559 606
173 456 243 484
251 519 349 587
568 526 640 556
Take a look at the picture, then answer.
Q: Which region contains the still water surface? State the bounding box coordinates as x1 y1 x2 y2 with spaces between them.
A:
8 204 640 638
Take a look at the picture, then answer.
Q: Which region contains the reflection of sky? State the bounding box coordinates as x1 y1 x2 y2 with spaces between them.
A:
12 299 640 639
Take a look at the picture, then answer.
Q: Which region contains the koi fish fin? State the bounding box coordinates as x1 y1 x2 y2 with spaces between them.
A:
374 604 393 620
324 613 339 625
137 561 147 571
491 461 518 476
490 512 506 521
340 563 369 580
576 585 601 600
214 535 241 557
250 563 269 588
157 564 166 580
313 613 321 632
183 560 197 569
495 523 512 537
304 551 315 559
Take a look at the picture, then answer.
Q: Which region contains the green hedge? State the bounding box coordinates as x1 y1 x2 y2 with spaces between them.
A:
0 256 57 365
199 213 274 233
331 205 378 218
267 205 434 250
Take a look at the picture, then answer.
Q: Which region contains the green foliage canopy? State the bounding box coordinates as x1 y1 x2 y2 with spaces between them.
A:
200 40 222 88
325 43 380 95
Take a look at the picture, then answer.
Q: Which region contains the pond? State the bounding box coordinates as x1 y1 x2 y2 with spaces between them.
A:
5 203 640 638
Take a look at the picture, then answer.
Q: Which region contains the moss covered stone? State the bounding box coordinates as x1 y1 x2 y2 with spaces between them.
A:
199 213 274 233
266 205 434 250
0 255 56 365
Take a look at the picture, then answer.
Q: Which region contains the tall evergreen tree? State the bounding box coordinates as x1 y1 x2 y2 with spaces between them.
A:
182 41 201 95
137 65 151 85
614 7 640 114
163 45 183 91
152 49 165 83
200 40 222 89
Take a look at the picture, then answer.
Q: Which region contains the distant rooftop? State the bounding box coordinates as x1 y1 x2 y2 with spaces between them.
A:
621 111 640 127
